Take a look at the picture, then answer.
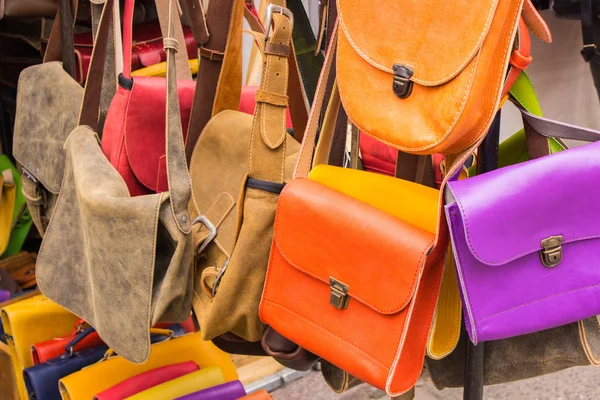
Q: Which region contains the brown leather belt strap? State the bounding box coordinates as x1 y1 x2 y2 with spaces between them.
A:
185 0 240 162
395 152 436 188
44 0 77 78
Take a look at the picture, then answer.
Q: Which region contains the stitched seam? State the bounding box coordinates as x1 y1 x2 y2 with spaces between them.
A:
336 0 499 85
387 252 443 395
189 111 229 215
262 300 390 370
476 283 600 323
448 207 479 344
272 185 433 314
455 188 600 264
524 2 551 42
204 191 235 221
580 319 600 365
436 1 523 155
165 66 193 234
347 56 477 153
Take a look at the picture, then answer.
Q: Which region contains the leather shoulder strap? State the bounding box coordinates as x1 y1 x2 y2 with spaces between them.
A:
248 0 293 184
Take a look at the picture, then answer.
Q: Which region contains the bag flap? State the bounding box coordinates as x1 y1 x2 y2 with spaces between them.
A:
124 77 195 192
337 0 500 85
447 141 600 266
274 178 435 315
13 63 83 194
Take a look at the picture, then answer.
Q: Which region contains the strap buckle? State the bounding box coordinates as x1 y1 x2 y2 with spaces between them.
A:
264 4 294 42
192 214 217 255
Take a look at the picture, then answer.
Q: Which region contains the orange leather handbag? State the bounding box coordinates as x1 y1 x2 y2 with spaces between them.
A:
259 29 447 396
335 0 551 154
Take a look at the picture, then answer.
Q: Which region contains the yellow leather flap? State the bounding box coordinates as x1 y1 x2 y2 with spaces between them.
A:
337 0 499 85
0 295 78 369
308 165 439 233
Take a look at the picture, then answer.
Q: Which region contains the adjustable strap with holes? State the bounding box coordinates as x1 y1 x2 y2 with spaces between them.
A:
247 0 293 187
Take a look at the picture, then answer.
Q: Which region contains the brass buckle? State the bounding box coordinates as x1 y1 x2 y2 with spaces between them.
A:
329 277 349 310
264 4 294 42
540 235 564 268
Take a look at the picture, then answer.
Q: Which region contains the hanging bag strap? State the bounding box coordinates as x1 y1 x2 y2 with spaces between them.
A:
247 0 294 186
44 0 77 77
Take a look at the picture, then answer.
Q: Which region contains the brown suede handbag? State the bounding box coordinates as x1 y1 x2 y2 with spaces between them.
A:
35 0 193 364
188 0 298 344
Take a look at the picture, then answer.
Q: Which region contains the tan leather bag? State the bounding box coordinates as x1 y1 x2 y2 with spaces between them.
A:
35 0 193 363
12 0 113 236
335 0 551 154
188 0 298 343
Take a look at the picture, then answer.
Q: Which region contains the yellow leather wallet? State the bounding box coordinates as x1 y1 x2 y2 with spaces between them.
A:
59 332 237 400
0 294 79 399
124 366 224 400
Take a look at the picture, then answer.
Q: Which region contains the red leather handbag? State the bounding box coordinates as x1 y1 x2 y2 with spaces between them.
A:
101 0 201 196
74 19 197 84
93 361 199 400
31 317 196 365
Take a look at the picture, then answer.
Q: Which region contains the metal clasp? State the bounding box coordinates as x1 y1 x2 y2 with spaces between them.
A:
329 277 349 310
192 214 217 255
264 4 294 42
392 64 414 99
540 235 564 268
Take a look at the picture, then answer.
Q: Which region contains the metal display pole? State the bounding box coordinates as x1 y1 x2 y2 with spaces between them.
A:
463 110 502 400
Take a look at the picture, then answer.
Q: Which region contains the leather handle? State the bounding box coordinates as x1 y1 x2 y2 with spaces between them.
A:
78 0 114 130
164 0 193 234
247 0 293 183
293 20 338 179
44 0 78 74
64 326 96 355
121 0 190 80
182 0 210 45
519 105 600 143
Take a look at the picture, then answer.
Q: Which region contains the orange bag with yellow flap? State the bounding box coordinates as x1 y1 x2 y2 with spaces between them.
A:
336 0 551 154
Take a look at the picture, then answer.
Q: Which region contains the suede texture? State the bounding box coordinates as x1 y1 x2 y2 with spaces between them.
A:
188 5 297 342
0 341 18 400
12 62 83 236
426 318 600 388
36 0 194 364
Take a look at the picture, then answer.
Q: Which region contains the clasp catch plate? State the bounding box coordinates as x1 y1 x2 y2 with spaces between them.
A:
329 277 349 310
540 235 564 268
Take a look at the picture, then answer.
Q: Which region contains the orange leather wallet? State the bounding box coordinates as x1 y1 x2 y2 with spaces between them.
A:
335 0 551 155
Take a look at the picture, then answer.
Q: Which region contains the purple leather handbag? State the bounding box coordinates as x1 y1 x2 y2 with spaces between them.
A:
447 105 600 344
174 380 246 400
